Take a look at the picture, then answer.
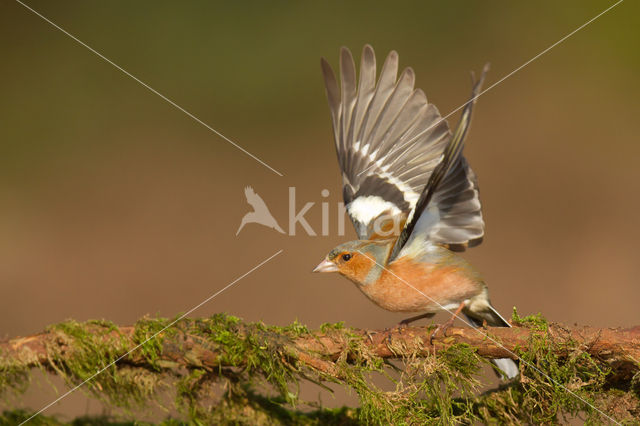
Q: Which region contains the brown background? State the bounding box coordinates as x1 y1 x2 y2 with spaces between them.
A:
1 0 638 420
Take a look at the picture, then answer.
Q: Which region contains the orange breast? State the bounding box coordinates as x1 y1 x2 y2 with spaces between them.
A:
357 257 483 313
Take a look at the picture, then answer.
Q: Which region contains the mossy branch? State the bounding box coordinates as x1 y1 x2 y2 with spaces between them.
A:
3 319 639 381
2 313 639 424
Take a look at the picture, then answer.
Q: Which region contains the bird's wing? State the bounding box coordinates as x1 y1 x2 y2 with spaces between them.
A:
321 45 452 240
244 186 268 211
244 186 256 199
389 65 488 261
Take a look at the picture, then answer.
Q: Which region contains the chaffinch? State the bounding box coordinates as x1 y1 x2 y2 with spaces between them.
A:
314 45 518 379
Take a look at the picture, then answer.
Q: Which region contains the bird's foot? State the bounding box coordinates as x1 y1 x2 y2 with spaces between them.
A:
382 327 394 345
397 312 435 333
429 315 458 344
397 319 412 329
383 324 406 345
430 303 466 344
429 322 450 345
393 319 419 339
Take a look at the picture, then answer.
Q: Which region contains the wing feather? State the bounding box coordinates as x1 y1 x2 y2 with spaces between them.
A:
348 45 376 151
320 58 341 148
339 47 357 159
321 46 487 248
391 67 489 259
357 50 399 155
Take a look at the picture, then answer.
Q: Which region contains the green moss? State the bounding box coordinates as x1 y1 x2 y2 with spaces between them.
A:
47 320 160 409
2 311 638 424
280 319 310 337
0 350 30 397
319 321 345 333
0 409 188 425
478 310 619 424
516 331 608 423
632 370 640 398
440 343 480 378
511 307 548 331
0 409 65 426
131 316 172 371
86 319 120 331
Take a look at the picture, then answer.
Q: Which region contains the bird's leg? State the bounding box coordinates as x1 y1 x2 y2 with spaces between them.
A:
430 302 466 344
399 312 436 328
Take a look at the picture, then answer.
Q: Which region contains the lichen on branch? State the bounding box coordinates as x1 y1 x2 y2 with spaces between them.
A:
1 311 639 424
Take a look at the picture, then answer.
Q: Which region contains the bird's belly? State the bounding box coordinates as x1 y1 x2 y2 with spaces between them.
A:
358 261 483 313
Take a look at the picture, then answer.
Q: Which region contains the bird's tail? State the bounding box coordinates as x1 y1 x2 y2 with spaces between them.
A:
463 305 519 380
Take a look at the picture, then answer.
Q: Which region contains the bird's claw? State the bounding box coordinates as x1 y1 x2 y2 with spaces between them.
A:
397 319 410 329
429 320 454 345
429 325 442 345
430 303 465 344
383 327 394 346
395 321 410 336
383 324 407 345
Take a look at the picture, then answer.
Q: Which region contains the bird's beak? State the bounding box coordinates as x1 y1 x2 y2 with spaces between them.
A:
313 259 338 273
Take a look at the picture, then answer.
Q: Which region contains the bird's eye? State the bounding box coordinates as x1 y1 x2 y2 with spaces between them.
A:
342 253 352 261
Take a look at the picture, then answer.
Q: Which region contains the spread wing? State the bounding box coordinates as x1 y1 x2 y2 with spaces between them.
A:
321 45 486 250
244 186 267 211
321 45 451 240
390 65 488 260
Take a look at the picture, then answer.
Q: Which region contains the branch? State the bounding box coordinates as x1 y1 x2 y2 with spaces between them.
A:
1 314 639 424
3 321 639 375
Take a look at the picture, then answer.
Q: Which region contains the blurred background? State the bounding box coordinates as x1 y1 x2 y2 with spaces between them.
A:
1 0 638 419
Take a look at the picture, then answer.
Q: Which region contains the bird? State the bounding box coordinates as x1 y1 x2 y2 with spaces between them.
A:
313 45 518 379
236 186 285 236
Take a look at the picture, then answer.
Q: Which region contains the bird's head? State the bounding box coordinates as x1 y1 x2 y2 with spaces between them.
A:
313 240 391 283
